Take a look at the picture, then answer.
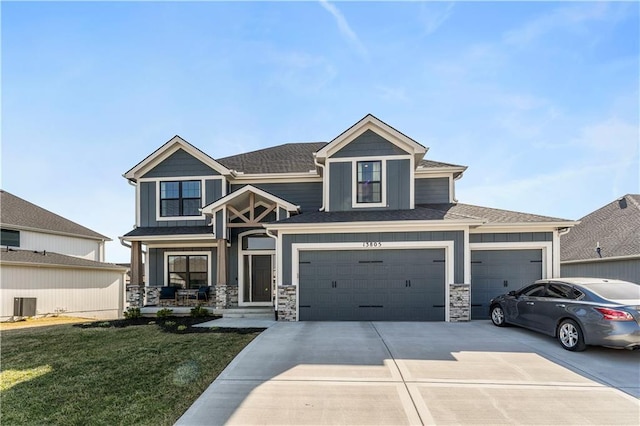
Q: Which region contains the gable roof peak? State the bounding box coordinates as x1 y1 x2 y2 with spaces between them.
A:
315 114 428 163
123 135 231 181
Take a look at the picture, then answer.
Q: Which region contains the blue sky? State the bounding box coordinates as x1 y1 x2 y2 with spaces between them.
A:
2 1 638 263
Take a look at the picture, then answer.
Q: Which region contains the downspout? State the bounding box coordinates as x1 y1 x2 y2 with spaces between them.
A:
452 173 463 203
554 227 572 278
313 153 326 211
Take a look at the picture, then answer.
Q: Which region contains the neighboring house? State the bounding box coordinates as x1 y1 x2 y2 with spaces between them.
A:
0 190 127 320
122 114 575 321
561 194 640 283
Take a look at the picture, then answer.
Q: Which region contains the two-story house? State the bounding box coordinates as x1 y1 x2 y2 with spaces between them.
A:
122 114 575 321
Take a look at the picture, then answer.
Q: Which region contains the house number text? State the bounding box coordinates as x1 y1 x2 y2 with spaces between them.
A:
363 242 382 248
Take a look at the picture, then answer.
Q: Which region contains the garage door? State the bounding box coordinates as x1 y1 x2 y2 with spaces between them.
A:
471 249 542 319
298 249 445 321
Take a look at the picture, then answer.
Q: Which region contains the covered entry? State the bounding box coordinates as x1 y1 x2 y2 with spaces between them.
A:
298 248 446 321
470 249 543 319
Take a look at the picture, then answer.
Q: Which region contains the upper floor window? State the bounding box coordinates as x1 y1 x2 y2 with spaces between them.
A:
357 161 382 204
160 180 201 217
1 229 20 247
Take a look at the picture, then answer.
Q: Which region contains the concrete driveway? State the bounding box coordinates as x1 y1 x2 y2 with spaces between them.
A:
177 321 640 425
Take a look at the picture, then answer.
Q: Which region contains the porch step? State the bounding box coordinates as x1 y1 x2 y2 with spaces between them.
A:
220 307 275 320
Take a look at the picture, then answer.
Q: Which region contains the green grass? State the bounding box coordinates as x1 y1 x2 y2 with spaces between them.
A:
0 320 259 425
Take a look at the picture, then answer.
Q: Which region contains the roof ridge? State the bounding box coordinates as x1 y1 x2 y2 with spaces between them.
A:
625 194 640 211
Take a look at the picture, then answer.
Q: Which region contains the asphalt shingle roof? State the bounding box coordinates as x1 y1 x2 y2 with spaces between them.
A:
561 194 640 261
123 226 213 237
218 143 327 174
217 143 466 174
0 248 126 270
274 203 570 225
1 190 109 240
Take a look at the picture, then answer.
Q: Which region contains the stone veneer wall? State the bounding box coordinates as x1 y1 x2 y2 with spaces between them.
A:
126 285 145 308
144 287 160 306
215 284 239 309
449 283 470 322
277 285 297 321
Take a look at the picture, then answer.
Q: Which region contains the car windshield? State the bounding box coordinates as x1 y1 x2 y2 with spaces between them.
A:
584 282 640 301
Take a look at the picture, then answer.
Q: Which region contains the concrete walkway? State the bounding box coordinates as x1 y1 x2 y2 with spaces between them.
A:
177 321 640 425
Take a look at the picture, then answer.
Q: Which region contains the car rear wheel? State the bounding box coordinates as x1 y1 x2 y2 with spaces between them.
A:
557 319 586 351
490 305 506 327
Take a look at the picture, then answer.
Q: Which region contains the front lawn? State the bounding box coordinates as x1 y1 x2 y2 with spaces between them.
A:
0 317 261 425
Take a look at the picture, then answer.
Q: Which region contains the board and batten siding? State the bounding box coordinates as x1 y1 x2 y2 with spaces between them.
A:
17 230 104 261
414 177 450 204
470 233 552 243
0 265 125 320
562 259 640 284
142 148 221 178
230 182 323 214
328 159 411 211
331 129 408 158
281 231 464 285
139 179 223 227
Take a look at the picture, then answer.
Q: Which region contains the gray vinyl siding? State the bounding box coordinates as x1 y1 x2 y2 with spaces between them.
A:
281 231 464 285
470 233 552 243
142 148 221 178
230 182 323 213
328 159 411 211
215 210 224 238
329 162 352 211
148 247 218 287
561 259 640 283
415 177 450 204
332 130 408 158
387 159 410 209
139 179 223 227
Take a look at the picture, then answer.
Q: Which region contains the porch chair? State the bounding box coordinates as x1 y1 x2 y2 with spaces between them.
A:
158 286 179 306
196 286 210 302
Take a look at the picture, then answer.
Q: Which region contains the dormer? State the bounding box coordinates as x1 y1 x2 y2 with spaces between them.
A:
314 114 428 211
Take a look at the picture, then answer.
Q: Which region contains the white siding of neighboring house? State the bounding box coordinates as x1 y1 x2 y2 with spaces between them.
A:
19 230 105 261
0 264 125 320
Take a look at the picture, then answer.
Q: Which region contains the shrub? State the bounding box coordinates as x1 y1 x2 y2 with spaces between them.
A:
164 321 176 327
156 308 173 319
97 322 111 328
177 325 187 331
123 307 141 319
190 305 209 318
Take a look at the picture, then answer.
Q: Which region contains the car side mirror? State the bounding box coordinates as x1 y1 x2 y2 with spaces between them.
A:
508 290 517 296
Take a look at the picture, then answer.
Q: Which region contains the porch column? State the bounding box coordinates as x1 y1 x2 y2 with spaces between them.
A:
127 241 144 308
215 239 228 309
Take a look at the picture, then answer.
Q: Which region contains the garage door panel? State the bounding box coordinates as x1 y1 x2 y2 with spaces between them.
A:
471 249 542 320
299 249 445 321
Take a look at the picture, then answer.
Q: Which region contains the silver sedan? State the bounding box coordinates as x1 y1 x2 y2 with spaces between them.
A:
489 278 640 351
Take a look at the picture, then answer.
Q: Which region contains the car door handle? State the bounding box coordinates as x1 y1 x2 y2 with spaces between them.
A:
526 302 534 305
556 304 566 308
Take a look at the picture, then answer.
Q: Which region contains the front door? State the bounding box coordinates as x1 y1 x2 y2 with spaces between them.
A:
251 255 272 302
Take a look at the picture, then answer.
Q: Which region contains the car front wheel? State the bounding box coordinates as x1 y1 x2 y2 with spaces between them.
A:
490 305 506 327
557 319 586 351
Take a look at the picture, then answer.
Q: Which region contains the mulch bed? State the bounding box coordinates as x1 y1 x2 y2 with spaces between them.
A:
74 316 265 334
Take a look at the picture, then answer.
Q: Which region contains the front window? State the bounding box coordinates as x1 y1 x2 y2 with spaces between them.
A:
357 161 382 203
160 180 201 217
168 255 208 289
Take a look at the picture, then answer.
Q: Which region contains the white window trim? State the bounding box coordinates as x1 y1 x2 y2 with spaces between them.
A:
238 230 276 307
155 177 208 222
352 159 386 208
291 240 455 322
163 250 212 287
